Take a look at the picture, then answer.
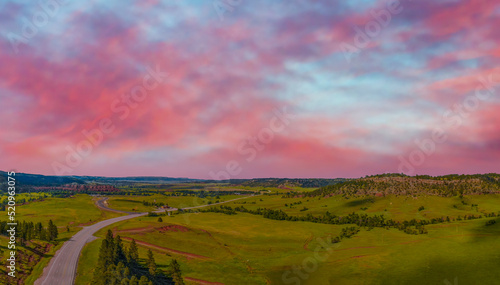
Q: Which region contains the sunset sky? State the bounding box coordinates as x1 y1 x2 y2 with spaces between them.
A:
0 0 499 179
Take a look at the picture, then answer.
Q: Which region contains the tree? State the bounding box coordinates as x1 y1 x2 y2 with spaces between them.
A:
129 276 139 285
157 217 163 222
113 235 127 264
147 249 156 276
92 239 112 284
168 259 184 285
139 276 150 285
48 220 58 241
127 239 139 268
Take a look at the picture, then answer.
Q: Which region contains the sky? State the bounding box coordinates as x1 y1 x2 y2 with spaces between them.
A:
0 0 499 179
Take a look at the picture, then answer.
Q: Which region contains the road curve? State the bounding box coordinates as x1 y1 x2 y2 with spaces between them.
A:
34 212 146 285
35 193 261 284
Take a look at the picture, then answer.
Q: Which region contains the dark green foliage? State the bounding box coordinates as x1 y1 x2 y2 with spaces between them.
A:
147 249 156 276
340 227 360 239
229 178 348 188
197 206 498 237
486 219 496 226
47 220 58 241
91 231 175 284
0 220 58 243
167 259 184 285
305 174 500 198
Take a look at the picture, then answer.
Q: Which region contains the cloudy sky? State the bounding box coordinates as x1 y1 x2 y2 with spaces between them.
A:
0 0 499 178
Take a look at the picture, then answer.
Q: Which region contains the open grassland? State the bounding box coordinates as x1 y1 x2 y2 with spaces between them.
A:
226 194 500 221
75 239 101 285
15 194 123 228
107 193 247 212
0 194 123 284
76 193 500 284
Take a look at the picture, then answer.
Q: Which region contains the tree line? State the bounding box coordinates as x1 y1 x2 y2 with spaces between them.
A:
91 230 184 285
0 219 58 243
303 174 500 198
198 205 499 236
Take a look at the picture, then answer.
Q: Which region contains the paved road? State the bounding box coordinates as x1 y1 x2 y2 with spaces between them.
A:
35 193 260 284
34 212 146 285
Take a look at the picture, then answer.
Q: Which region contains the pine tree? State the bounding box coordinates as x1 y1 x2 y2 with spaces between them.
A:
146 249 156 276
127 239 140 271
129 276 139 285
92 239 111 285
139 276 150 285
48 220 58 241
168 259 184 285
113 235 127 264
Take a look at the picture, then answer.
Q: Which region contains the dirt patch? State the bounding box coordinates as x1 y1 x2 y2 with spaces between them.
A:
184 277 224 285
303 235 313 250
158 225 190 233
115 224 191 234
115 227 156 234
120 237 210 260
334 246 377 252
351 255 369 259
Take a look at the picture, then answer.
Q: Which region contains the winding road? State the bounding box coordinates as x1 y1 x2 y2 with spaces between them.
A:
35 193 258 285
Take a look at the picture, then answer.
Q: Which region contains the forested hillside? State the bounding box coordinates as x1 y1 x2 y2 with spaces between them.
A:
305 174 500 197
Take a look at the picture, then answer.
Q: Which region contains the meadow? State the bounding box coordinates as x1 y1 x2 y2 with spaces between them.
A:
107 193 248 213
0 194 123 284
76 192 500 284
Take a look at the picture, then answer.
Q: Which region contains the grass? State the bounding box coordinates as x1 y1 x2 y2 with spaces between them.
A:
107 194 247 212
8 191 497 284
15 194 123 228
75 239 101 285
0 194 123 284
75 193 500 284
0 235 66 285
225 194 500 221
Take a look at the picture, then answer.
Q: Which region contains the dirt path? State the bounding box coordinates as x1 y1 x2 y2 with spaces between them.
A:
303 235 314 250
184 277 225 285
334 246 378 251
120 237 210 260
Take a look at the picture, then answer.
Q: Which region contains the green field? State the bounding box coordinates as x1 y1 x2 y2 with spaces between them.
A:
107 193 249 212
4 183 499 284
16 194 123 228
76 193 500 284
0 194 123 284
225 194 500 220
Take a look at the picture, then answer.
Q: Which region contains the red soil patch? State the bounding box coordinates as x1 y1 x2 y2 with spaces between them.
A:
303 235 313 250
351 255 369 259
115 224 190 234
184 277 224 285
78 220 95 226
158 225 190 232
115 227 155 234
120 237 210 260
334 246 377 252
